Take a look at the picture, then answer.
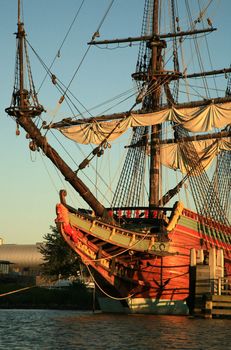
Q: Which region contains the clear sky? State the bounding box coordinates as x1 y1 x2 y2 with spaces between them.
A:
0 0 230 244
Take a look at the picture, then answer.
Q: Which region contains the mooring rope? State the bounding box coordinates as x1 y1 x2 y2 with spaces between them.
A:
0 286 36 298
85 263 135 301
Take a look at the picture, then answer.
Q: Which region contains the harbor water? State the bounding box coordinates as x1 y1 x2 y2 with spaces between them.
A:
0 309 230 349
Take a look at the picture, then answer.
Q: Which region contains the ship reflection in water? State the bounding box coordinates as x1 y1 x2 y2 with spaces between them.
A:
0 309 229 349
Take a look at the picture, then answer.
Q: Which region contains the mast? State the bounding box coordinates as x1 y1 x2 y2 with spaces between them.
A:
5 0 109 220
17 0 24 109
149 0 161 209
87 0 223 212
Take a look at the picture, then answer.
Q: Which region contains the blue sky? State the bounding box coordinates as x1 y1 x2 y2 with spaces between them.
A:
0 0 230 244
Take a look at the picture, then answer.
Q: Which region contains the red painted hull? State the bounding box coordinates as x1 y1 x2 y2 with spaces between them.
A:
56 202 231 314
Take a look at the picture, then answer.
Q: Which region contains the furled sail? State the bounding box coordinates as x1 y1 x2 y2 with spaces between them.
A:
160 138 231 173
59 102 231 145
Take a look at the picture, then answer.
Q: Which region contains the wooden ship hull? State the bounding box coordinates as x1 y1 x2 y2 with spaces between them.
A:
5 1 231 316
55 193 231 314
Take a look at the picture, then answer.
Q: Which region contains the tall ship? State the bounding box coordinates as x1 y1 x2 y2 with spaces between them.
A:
5 0 231 314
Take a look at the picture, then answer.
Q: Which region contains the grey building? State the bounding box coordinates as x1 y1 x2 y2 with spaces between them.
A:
0 241 44 276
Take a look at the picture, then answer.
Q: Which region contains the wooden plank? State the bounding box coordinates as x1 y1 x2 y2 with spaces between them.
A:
195 287 211 294
212 301 231 308
221 290 231 295
196 280 211 284
212 309 231 315
212 295 231 302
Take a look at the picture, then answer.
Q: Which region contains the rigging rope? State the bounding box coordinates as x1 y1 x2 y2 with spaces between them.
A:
38 0 86 93
47 130 113 206
83 230 150 264
27 39 145 208
63 0 115 97
112 127 148 207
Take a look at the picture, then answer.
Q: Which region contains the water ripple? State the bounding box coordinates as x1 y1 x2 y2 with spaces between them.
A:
0 310 230 349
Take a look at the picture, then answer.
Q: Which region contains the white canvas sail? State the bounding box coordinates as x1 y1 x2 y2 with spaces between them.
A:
59 102 231 145
160 138 231 173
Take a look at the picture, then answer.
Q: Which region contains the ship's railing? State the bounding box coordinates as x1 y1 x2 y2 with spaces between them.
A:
211 277 231 296
195 276 231 297
182 208 231 236
66 204 173 250
106 206 173 220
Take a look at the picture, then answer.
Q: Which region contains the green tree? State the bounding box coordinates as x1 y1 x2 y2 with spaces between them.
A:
39 226 81 280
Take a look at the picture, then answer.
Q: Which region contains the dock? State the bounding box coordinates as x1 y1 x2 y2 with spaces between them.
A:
189 248 231 318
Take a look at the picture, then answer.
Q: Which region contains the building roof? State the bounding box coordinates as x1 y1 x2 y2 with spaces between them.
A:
0 243 44 267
